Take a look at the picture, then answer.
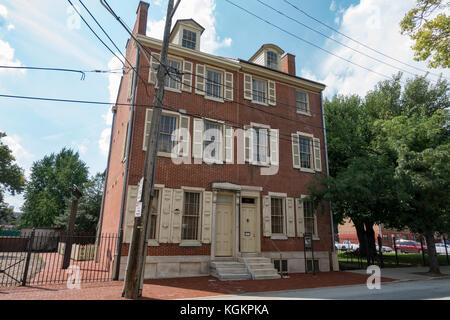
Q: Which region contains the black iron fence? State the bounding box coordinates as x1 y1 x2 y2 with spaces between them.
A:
336 236 450 270
0 231 117 287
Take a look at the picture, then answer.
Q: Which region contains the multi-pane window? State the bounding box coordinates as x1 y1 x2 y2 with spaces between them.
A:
206 69 222 98
271 198 284 234
203 121 221 161
158 115 177 154
252 79 266 103
299 137 312 169
164 59 181 90
252 128 268 163
182 29 197 50
296 91 308 113
148 190 159 240
267 51 278 69
182 192 201 240
304 200 316 235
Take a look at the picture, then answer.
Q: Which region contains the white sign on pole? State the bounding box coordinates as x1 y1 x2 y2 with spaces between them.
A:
135 201 142 217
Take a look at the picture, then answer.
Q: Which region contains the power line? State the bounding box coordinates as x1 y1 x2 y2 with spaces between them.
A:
255 0 441 83
0 65 123 80
282 0 448 80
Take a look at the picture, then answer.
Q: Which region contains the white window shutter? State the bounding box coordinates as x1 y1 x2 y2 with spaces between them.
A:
192 118 204 160
291 133 300 169
244 126 253 163
195 64 206 95
244 74 252 100
268 80 276 105
296 197 305 237
286 197 295 237
182 60 193 92
202 191 213 243
269 129 279 166
123 186 138 243
225 125 233 164
224 72 233 101
313 137 322 172
148 53 160 85
178 116 190 157
170 189 183 243
158 188 173 243
143 109 153 151
262 195 272 237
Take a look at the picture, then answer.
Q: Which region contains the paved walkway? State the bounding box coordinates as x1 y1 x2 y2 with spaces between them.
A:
0 271 394 300
346 265 450 281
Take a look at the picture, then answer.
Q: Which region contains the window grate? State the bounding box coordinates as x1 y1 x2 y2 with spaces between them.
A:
182 192 200 240
271 198 284 234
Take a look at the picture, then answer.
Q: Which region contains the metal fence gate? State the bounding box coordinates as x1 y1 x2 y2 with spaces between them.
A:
0 231 117 287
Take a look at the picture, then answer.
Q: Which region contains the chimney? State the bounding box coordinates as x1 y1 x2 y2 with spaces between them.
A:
281 53 296 76
133 1 149 35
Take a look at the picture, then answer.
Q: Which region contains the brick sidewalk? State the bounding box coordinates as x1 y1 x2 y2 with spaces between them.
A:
0 272 395 300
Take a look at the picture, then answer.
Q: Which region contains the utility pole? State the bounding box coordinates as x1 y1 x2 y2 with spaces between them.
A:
122 0 179 299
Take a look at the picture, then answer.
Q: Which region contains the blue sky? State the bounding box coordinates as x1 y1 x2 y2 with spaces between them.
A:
0 0 448 210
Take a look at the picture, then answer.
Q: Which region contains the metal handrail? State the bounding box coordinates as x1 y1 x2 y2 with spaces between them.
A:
270 238 287 277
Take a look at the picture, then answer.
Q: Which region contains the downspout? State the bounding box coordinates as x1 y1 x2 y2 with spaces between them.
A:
320 92 336 253
113 46 140 280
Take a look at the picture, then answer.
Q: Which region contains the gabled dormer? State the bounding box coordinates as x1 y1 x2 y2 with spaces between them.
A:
170 19 205 51
249 44 285 71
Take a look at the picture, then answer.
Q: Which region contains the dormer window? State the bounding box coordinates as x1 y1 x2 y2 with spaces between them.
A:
267 51 278 70
182 29 197 50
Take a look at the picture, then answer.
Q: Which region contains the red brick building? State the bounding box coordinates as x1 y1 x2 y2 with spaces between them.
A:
100 2 337 280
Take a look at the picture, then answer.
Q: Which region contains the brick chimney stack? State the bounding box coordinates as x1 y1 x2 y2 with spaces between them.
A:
133 1 149 35
281 53 296 76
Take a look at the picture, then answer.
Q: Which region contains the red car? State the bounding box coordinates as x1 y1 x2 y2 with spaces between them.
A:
395 240 427 254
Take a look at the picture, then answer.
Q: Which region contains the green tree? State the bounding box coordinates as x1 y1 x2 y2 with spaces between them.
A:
54 172 104 234
19 148 89 228
400 0 450 68
0 132 25 224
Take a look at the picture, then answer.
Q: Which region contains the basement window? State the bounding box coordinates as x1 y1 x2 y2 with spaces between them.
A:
306 259 319 272
273 259 288 273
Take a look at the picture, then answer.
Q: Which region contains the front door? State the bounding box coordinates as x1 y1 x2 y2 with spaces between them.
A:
215 193 234 256
240 198 257 253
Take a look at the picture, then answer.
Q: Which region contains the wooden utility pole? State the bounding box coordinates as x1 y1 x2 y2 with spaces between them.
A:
62 185 83 269
122 0 178 299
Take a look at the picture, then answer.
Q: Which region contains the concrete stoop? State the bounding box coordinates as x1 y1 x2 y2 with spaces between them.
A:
210 261 251 281
240 256 281 280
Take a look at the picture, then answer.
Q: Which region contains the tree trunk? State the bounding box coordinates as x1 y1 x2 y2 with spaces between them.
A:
365 224 377 260
355 222 367 257
424 232 440 275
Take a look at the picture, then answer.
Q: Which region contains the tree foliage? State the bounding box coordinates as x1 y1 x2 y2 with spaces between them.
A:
400 0 450 68
19 148 89 228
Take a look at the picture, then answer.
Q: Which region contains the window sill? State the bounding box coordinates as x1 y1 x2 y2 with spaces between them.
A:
251 100 268 107
296 111 311 117
205 95 224 103
158 152 176 158
164 87 181 94
251 161 270 167
203 158 224 165
147 240 160 246
300 168 315 174
180 241 202 247
271 235 288 240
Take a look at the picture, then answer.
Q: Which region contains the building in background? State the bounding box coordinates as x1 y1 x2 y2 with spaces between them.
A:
100 2 336 280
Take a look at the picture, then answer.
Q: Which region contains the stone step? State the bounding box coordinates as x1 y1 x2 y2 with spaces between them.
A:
211 261 246 269
252 268 280 276
241 257 271 264
216 273 252 281
214 267 248 274
254 273 281 280
246 262 275 269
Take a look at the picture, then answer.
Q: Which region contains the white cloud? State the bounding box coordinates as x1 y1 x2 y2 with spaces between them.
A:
7 24 14 31
0 39 23 73
329 1 336 12
2 134 33 162
300 0 450 98
147 0 232 54
0 5 7 19
98 128 111 157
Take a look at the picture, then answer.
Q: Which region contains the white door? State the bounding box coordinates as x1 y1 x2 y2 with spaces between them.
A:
240 198 258 253
215 194 233 256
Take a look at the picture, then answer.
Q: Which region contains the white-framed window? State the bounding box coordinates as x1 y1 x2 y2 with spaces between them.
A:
158 114 178 154
296 90 309 114
252 127 268 164
205 69 222 99
267 51 278 70
164 58 182 90
271 197 284 234
303 200 316 236
299 136 312 169
252 78 266 103
182 29 197 50
182 191 201 240
148 189 161 240
203 121 222 162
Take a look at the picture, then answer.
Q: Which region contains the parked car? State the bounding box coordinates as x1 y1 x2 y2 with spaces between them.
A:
381 246 393 253
395 240 427 254
336 241 359 251
435 243 450 255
